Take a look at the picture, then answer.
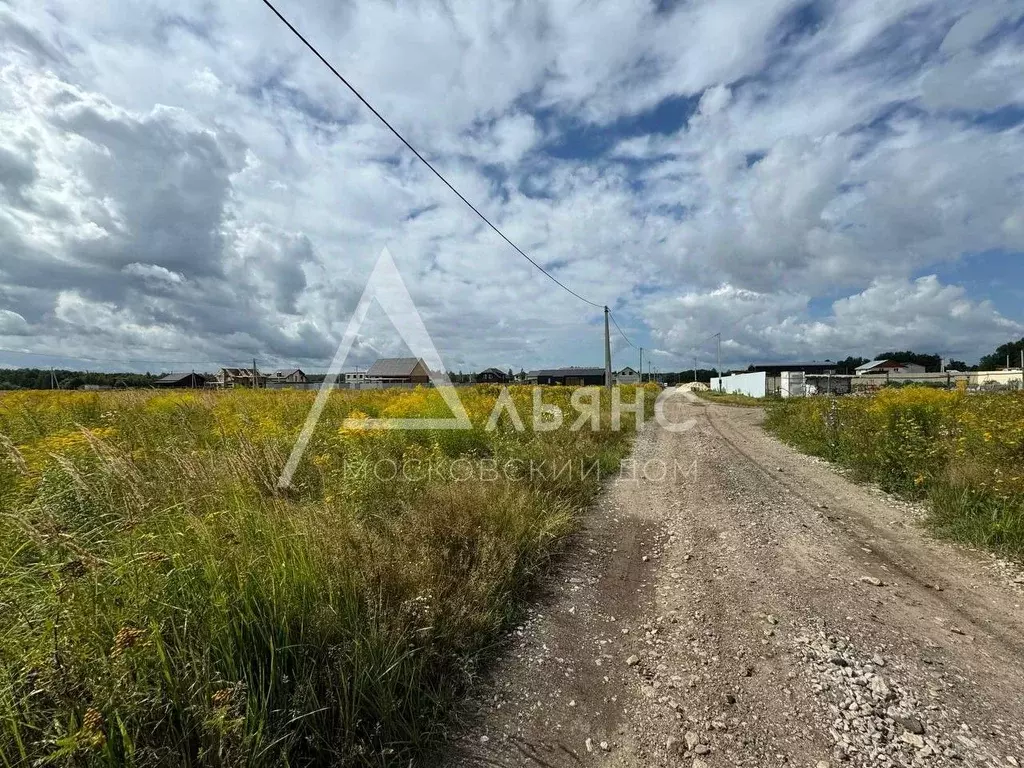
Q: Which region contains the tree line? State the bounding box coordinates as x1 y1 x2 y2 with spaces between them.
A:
0 368 159 390
2 338 1020 390
823 338 1023 374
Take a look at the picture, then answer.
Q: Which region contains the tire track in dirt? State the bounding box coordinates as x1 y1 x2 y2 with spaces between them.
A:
700 399 1024 663
448 395 1024 768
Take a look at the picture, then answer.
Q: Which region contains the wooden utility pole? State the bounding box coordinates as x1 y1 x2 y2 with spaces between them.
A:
252 358 258 389
603 306 612 390
639 347 643 384
716 332 721 384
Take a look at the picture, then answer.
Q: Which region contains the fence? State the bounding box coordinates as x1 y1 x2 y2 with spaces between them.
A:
709 368 1021 399
779 371 804 397
263 380 420 391
970 370 1024 390
828 370 1022 393
710 371 767 398
805 374 852 395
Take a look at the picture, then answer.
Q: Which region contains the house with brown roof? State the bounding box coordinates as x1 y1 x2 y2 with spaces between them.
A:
366 357 430 385
854 359 926 375
268 368 308 384
217 367 267 388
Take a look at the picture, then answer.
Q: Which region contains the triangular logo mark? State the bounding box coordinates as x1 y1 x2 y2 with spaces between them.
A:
278 247 471 488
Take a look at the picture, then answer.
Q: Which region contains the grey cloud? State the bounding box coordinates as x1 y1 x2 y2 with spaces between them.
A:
0 62 340 367
0 145 36 206
939 5 1012 54
232 228 315 315
55 103 242 279
0 309 30 335
0 10 68 67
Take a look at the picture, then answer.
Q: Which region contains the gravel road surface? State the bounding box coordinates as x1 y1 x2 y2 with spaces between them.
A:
448 391 1024 768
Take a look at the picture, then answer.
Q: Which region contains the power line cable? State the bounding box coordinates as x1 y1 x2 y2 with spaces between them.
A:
608 311 637 349
260 0 603 310
686 310 762 354
690 331 720 351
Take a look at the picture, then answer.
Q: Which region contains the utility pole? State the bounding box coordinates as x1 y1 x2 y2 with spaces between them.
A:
252 358 258 389
603 306 612 390
693 356 697 385
639 346 643 384
716 332 722 386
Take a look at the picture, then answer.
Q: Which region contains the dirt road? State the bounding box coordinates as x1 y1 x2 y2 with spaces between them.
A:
449 392 1024 768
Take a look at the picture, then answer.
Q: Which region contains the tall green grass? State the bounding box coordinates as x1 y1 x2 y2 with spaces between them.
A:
764 388 1024 559
695 390 773 407
1 386 654 766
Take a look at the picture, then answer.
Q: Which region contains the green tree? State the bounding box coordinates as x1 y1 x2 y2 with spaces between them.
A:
979 337 1024 371
835 356 870 374
0 367 159 390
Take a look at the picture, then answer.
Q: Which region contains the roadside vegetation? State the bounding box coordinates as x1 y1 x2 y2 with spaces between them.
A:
0 385 654 766
764 388 1024 559
695 389 769 407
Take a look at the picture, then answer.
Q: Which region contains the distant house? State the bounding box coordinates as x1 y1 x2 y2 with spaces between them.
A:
268 369 307 384
217 367 267 388
343 370 367 385
615 366 639 384
476 367 512 384
855 359 926 375
366 357 431 385
154 372 207 388
527 367 607 386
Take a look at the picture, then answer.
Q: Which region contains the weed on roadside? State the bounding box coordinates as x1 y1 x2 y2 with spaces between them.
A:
764 388 1024 560
0 386 655 766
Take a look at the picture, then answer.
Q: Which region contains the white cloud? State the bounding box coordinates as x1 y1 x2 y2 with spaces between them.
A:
645 276 1023 368
0 0 1022 373
123 263 184 284
0 309 29 335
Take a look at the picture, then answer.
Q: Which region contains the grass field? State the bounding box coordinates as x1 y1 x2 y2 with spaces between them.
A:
694 389 767 407
0 385 654 766
764 388 1024 559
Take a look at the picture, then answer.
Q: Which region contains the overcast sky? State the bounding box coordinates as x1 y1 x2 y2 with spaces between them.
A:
1 0 1022 374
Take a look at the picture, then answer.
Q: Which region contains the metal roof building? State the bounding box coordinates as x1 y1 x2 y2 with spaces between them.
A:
526 367 607 385
153 372 207 388
748 361 842 375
